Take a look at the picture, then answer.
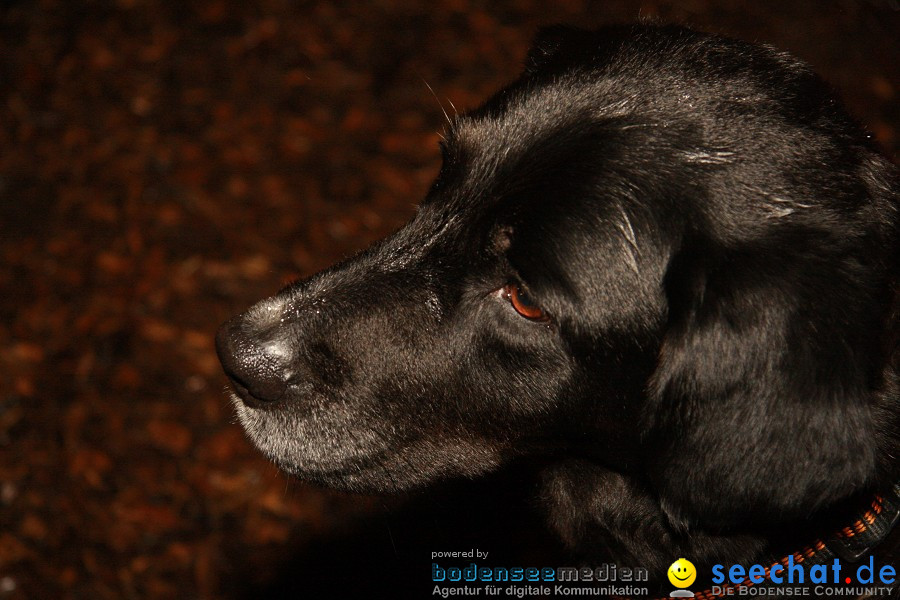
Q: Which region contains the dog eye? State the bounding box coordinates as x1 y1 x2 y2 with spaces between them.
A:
502 284 549 321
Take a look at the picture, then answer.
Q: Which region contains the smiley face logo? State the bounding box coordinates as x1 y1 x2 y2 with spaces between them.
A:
667 558 697 588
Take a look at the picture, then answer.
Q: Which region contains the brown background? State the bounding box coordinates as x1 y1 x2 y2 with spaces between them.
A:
1 1 898 598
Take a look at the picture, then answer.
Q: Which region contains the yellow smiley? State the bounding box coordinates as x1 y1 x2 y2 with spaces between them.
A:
667 558 697 588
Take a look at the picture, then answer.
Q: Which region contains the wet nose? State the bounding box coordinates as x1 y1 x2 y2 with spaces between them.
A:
215 314 293 404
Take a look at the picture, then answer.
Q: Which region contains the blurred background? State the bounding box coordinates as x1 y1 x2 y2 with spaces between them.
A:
1 1 897 598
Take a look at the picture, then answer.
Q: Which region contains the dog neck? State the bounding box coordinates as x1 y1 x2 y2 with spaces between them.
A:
542 463 900 597
636 485 900 600
673 484 900 600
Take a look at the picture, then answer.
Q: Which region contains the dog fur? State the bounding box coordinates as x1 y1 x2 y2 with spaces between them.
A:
217 23 900 586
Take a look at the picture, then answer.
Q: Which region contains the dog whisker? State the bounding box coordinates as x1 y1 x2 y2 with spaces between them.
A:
422 77 452 127
619 123 660 130
754 190 814 218
615 204 641 275
681 149 737 164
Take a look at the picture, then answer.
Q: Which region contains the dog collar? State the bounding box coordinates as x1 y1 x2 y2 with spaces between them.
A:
623 484 900 600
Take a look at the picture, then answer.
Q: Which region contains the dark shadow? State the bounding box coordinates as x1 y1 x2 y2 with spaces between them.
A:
230 466 567 599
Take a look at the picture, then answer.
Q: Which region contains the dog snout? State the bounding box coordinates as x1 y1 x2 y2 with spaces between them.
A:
215 311 295 405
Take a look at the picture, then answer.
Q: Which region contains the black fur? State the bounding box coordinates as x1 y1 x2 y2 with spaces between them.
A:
217 24 899 583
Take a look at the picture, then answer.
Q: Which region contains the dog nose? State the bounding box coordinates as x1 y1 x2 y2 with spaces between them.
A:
215 314 293 404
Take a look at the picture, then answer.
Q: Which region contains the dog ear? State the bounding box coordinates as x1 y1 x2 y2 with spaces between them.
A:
646 233 883 530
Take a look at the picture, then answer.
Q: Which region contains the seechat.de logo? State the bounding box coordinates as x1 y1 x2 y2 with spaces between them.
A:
667 558 696 598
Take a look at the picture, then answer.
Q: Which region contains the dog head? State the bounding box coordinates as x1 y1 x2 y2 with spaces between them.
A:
216 24 899 531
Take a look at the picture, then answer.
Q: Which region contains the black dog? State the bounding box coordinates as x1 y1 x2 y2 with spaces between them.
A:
217 24 899 593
